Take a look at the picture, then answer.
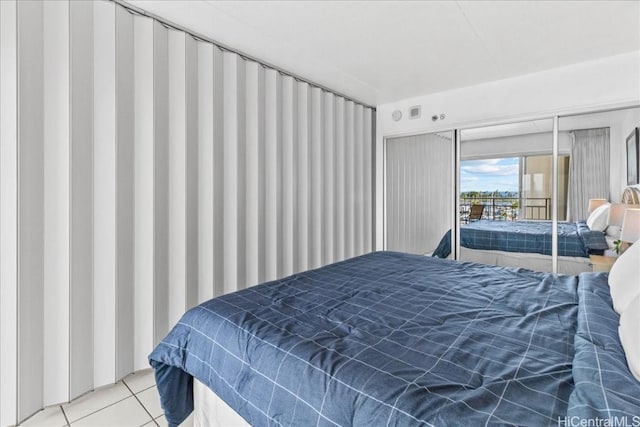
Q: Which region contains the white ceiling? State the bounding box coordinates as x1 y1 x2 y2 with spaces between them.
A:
126 0 640 106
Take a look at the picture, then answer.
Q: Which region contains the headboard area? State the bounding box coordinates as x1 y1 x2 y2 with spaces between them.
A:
621 185 640 204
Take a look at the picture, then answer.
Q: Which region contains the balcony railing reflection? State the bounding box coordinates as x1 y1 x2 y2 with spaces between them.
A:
459 197 550 223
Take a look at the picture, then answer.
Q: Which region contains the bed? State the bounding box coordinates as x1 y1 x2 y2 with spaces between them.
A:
432 220 608 274
431 186 640 274
149 251 640 426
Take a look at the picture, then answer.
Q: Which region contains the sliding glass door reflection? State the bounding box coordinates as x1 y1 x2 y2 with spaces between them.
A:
456 119 556 272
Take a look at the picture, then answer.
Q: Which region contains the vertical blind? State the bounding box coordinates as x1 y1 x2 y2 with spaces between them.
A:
386 133 453 255
0 1 374 424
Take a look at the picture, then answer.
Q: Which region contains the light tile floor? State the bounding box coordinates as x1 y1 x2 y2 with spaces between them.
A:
17 369 193 427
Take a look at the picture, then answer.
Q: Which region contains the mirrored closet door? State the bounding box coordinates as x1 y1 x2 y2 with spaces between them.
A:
558 107 640 267
385 131 454 255
457 119 556 272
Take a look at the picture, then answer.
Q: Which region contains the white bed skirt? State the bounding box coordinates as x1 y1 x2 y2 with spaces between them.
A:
459 247 591 275
193 378 249 427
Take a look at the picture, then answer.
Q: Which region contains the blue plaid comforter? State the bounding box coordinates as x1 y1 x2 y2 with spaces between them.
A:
567 272 640 424
149 251 638 426
432 220 608 259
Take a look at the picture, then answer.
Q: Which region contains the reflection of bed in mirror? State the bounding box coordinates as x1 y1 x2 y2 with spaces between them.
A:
435 186 640 274
432 219 607 274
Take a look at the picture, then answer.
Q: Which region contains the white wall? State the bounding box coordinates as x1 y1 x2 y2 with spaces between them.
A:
375 51 640 248
614 109 640 195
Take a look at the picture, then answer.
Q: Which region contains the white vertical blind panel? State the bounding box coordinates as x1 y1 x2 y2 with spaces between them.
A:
411 142 419 250
257 70 267 283
0 1 18 424
212 47 225 297
93 0 116 387
431 136 454 254
398 143 405 250
403 141 413 251
322 92 335 265
393 145 403 250
436 137 454 253
363 109 373 252
17 1 45 420
244 61 262 287
296 82 310 272
310 87 323 269
116 5 135 380
354 105 364 256
280 76 297 277
133 14 155 370
415 142 423 250
397 151 404 251
42 0 70 405
197 41 214 303
185 35 199 310
334 98 345 262
69 0 94 397
235 57 247 290
168 30 187 327
153 21 170 344
223 52 239 293
376 127 384 251
265 69 281 280
344 101 355 259
1 2 377 417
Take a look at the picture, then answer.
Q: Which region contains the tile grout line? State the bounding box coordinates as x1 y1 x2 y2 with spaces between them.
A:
63 388 133 424
122 381 160 427
135 383 157 394
59 404 71 427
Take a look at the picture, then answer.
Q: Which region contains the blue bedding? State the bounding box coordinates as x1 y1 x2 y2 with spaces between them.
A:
432 220 608 259
149 251 639 426
568 272 640 423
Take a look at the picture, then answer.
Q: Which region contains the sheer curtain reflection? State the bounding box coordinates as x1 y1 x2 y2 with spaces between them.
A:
567 128 610 221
